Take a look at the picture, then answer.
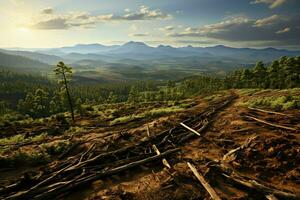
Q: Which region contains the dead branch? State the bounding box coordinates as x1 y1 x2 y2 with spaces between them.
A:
248 107 292 117
187 162 221 200
244 115 297 132
147 124 151 137
152 144 171 169
180 123 201 136
212 163 299 200
179 120 209 144
223 135 257 162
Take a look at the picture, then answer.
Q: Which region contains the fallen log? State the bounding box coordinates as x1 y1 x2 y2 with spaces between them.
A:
178 120 210 144
180 123 201 136
33 148 181 200
147 124 151 137
187 162 221 200
248 107 292 117
211 163 299 200
244 115 297 132
223 135 257 162
266 194 279 200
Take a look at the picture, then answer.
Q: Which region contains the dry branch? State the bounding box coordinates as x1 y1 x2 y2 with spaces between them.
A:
180 123 201 136
187 162 221 200
244 115 297 132
248 107 292 117
147 124 151 137
223 135 257 162
152 144 171 169
211 163 299 200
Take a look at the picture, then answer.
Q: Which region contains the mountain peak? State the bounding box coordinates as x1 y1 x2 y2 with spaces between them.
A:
123 41 148 47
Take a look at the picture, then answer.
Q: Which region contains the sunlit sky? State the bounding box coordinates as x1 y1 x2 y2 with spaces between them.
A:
1 0 300 49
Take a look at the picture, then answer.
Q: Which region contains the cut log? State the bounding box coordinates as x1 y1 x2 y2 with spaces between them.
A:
187 162 221 200
180 123 201 136
35 148 180 200
179 120 209 144
147 124 151 137
212 163 299 200
266 194 279 200
248 107 292 117
152 144 171 169
244 115 297 132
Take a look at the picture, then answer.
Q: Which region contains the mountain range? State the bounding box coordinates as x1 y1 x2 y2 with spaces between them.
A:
1 42 299 81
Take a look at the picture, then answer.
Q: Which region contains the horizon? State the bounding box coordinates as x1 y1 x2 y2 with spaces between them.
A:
1 0 300 50
3 41 300 52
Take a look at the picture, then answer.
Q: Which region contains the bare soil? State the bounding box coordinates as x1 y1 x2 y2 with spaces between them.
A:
0 89 299 200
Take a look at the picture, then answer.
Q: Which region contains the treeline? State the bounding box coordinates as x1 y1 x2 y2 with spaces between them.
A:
225 56 300 89
1 56 299 119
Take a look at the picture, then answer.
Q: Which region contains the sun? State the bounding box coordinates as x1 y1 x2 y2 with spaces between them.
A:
18 27 31 33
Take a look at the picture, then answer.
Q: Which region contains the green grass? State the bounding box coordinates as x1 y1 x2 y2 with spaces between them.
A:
110 115 136 125
0 133 47 146
243 95 300 111
110 105 185 125
0 150 51 167
144 106 184 117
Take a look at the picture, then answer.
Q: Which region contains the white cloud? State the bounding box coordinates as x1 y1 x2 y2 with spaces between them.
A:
129 32 149 37
160 25 174 31
29 6 172 30
254 14 281 27
276 27 290 34
168 15 300 46
250 0 287 9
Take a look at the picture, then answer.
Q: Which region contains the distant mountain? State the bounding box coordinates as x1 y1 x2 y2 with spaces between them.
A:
0 49 62 65
57 42 300 62
0 51 51 73
38 43 120 55
1 42 299 80
5 42 299 63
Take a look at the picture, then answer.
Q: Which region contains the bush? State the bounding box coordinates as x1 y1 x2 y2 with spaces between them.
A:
246 95 300 111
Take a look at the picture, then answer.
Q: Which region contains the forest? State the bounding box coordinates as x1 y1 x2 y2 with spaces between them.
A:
1 56 299 121
1 55 300 200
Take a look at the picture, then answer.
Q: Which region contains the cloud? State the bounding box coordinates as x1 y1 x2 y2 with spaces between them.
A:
107 5 172 21
41 7 53 15
176 40 215 45
30 12 98 30
254 14 282 27
29 6 171 30
168 15 300 46
168 17 249 37
160 25 174 31
129 32 149 37
276 27 290 34
250 0 286 9
31 17 68 29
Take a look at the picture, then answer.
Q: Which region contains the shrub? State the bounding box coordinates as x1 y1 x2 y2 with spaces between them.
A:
245 95 300 111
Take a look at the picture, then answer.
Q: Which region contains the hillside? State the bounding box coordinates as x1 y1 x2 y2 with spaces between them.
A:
0 89 299 199
0 51 51 73
2 43 299 81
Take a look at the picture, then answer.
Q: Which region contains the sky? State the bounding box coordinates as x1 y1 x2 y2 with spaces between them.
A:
1 0 300 49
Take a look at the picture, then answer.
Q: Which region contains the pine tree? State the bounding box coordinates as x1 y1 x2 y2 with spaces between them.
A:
54 62 75 122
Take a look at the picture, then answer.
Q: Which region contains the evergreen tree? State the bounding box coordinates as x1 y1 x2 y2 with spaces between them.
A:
54 62 75 122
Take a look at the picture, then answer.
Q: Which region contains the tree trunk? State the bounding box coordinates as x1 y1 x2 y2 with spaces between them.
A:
63 73 75 123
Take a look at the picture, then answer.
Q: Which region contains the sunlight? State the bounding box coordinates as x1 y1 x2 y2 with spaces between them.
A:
18 27 30 33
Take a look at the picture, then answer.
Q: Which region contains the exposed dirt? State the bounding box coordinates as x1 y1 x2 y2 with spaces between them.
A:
1 89 299 200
